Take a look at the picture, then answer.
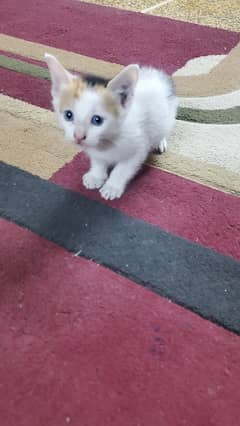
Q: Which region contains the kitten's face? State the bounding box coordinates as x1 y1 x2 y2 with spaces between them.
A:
54 79 120 149
45 53 139 150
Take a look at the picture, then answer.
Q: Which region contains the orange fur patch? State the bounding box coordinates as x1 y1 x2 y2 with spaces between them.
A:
97 87 119 117
59 78 119 117
59 78 87 111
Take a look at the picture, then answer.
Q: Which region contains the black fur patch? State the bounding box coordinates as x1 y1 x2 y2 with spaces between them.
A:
82 73 110 87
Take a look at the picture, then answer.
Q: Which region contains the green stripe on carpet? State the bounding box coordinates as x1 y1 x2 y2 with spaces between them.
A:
177 106 240 125
0 54 50 80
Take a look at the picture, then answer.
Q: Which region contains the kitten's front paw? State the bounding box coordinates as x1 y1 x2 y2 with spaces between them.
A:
82 172 106 190
100 183 124 200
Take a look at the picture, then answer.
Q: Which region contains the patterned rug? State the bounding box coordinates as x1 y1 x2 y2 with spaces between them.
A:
0 1 240 425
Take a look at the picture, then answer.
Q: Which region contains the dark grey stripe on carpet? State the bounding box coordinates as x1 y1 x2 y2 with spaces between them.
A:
0 161 239 334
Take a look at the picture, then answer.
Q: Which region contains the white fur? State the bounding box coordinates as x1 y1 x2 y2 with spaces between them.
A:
45 54 178 200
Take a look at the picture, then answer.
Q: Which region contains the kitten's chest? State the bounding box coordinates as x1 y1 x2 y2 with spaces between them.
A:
87 141 135 165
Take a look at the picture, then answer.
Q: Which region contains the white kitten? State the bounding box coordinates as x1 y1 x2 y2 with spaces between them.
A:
45 54 177 200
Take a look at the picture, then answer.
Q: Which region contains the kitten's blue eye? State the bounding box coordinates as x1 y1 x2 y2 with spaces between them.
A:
64 110 74 121
91 115 103 126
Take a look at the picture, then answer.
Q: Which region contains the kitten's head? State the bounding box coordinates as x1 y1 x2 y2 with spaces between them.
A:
45 54 139 149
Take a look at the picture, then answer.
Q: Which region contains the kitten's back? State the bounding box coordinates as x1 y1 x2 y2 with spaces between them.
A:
128 66 177 144
136 66 175 99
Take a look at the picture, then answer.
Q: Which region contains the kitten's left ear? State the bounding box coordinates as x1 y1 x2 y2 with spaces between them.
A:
107 64 139 107
44 53 73 94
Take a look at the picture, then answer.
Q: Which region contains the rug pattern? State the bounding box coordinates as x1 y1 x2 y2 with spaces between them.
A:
0 1 240 425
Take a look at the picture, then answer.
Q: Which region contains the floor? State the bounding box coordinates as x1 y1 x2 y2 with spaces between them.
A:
0 1 240 425
85 0 240 31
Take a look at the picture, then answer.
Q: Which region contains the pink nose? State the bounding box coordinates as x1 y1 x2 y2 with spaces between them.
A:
74 132 86 145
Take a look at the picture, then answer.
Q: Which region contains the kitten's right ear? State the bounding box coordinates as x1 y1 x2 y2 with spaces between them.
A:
44 53 73 94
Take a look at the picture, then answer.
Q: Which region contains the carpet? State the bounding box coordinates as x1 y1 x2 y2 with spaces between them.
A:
0 1 240 425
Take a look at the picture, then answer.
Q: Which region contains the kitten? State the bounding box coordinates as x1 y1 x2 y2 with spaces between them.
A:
45 54 177 200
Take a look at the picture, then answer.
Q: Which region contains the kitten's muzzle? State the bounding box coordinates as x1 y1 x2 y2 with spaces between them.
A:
74 131 87 145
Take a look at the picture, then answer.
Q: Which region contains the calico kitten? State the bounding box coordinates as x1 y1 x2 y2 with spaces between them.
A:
45 54 177 200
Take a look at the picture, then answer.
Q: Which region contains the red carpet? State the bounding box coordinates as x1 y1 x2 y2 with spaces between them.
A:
1 219 240 426
1 0 239 72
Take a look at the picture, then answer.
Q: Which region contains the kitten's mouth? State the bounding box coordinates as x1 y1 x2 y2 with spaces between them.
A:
74 137 87 147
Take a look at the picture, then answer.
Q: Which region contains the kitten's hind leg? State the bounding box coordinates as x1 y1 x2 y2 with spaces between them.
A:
83 158 108 190
154 138 167 154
